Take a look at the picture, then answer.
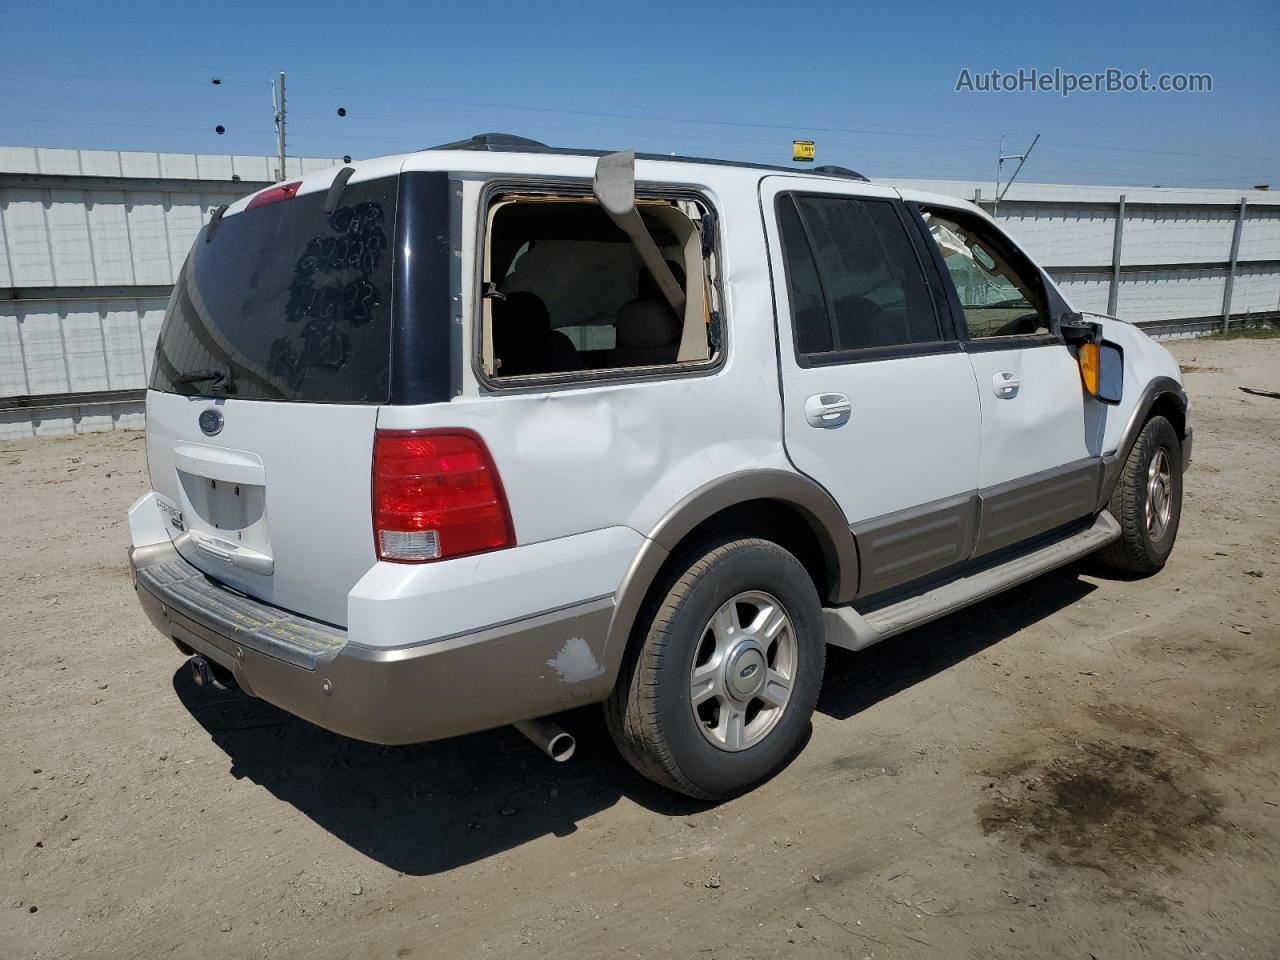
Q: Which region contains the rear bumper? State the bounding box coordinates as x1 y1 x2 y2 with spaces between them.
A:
130 542 616 744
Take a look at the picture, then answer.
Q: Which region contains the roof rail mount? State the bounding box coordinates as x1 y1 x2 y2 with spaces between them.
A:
813 165 870 182
427 133 550 152
417 134 871 182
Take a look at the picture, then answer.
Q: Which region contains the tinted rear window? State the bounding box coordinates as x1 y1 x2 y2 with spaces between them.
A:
151 176 397 402
777 194 944 359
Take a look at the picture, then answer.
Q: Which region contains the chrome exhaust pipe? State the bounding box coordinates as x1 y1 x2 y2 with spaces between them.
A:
514 717 575 762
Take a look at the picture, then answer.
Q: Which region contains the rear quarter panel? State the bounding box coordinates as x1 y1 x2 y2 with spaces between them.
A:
376 163 793 549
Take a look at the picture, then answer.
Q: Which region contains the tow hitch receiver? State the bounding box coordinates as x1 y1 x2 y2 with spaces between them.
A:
189 654 234 691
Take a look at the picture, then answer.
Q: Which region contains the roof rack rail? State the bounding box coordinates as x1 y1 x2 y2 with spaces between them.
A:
426 133 550 152
419 133 872 182
813 164 870 182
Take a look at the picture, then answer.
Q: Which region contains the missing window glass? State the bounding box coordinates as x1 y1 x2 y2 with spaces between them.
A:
480 192 718 381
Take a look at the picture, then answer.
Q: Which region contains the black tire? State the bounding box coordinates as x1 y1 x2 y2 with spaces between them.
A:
605 538 825 800
1096 415 1183 575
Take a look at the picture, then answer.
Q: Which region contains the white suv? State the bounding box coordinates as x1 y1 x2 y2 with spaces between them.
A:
128 134 1190 799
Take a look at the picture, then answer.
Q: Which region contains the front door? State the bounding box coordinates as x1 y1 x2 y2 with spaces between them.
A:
916 202 1103 556
761 178 983 597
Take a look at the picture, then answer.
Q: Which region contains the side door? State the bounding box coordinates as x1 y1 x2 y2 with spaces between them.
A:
912 200 1103 556
761 178 984 597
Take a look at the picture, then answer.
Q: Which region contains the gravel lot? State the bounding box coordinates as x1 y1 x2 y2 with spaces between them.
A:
2 336 1278 960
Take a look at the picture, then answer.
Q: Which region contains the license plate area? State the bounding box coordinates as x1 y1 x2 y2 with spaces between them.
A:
176 470 274 574
187 475 261 532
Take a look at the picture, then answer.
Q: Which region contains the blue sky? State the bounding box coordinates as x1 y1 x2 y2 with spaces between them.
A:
2 0 1276 187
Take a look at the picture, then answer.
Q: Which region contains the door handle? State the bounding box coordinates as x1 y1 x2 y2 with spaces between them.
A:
992 371 1021 399
804 393 852 428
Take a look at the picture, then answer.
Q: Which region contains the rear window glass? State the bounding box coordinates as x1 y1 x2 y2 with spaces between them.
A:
150 176 397 402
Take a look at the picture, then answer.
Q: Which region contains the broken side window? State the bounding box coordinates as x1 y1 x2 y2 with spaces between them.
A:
480 194 719 380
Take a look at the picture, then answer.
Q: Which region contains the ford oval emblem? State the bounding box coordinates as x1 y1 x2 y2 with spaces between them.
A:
198 408 224 437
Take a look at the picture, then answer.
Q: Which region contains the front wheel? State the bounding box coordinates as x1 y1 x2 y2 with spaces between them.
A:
605 538 825 800
1096 415 1184 575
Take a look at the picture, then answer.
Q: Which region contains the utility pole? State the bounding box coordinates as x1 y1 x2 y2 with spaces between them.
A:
993 133 1040 218
272 72 287 181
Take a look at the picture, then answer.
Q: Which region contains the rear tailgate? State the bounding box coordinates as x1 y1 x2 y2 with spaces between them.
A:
144 394 378 627
143 164 451 627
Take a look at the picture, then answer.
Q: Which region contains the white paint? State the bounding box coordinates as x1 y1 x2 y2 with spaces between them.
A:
145 389 381 627
1088 315 1183 456
126 491 170 548
377 160 796 549
346 526 642 647
967 344 1099 484
760 175 984 519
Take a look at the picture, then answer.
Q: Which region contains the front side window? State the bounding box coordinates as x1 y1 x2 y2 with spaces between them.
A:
921 209 1049 338
777 194 944 360
479 193 720 381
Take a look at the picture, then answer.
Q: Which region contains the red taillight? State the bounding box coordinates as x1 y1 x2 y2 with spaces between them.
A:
245 180 302 211
373 430 515 563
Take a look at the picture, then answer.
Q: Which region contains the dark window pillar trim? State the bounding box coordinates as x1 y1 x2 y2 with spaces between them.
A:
390 171 454 405
786 194 843 352
904 201 970 342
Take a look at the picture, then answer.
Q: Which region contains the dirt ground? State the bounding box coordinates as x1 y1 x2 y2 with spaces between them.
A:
2 336 1278 960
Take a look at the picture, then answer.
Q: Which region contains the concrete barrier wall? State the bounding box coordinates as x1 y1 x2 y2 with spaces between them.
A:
0 147 339 438
1 147 1277 438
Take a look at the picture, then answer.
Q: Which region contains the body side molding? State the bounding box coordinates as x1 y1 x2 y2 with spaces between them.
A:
974 457 1103 558
851 491 980 597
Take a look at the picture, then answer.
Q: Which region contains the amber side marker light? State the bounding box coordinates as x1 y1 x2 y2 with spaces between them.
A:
1078 342 1101 396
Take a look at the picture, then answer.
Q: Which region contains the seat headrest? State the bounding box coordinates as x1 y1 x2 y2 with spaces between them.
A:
616 299 681 349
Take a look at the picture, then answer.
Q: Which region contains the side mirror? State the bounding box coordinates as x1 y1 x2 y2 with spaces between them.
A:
1079 340 1124 405
1059 313 1099 344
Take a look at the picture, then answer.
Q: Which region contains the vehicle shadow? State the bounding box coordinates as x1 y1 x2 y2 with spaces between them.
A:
817 564 1097 720
174 564 1096 876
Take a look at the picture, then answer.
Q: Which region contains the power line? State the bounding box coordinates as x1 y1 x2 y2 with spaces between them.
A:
4 65 1275 165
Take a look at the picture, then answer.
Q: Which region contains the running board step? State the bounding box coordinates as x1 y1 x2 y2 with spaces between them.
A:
823 511 1121 652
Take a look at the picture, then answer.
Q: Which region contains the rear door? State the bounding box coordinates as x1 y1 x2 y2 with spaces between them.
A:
914 202 1101 557
761 178 983 597
144 166 453 627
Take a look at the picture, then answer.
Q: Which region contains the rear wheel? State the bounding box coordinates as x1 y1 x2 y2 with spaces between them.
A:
1096 415 1183 575
605 538 825 800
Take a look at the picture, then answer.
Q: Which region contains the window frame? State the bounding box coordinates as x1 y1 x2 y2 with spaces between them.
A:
773 191 964 369
471 176 727 393
905 201 1072 354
